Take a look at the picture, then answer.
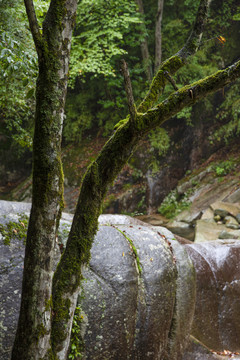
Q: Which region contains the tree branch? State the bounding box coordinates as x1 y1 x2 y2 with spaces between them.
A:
164 71 178 91
121 59 136 122
139 59 240 133
177 0 212 59
24 0 42 54
138 0 212 113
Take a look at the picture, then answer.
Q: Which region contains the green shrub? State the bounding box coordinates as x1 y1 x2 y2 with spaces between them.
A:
212 160 236 177
158 190 191 219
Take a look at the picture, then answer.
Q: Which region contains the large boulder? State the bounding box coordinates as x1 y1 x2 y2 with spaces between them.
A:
185 240 240 352
0 201 196 360
2 201 240 359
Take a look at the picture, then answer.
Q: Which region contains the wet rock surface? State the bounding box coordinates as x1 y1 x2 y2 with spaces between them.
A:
0 201 195 360
185 240 240 352
1 201 240 359
194 201 240 242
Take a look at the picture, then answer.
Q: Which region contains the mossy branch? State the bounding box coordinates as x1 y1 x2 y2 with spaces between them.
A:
138 0 211 113
177 0 212 59
138 59 240 133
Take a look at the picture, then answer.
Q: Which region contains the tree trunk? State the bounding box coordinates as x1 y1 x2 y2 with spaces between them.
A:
136 0 153 81
11 1 77 359
154 0 164 73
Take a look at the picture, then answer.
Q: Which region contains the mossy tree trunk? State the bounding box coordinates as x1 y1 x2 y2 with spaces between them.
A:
11 0 77 359
12 0 240 359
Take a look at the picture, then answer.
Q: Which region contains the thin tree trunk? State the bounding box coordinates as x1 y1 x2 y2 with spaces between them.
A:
136 0 153 81
154 0 164 73
11 1 77 359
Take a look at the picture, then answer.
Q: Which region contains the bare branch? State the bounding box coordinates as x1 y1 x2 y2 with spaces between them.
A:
24 0 42 53
138 0 212 113
121 59 136 122
164 71 178 91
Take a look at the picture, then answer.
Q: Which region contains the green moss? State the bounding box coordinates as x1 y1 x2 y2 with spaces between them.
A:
35 323 48 345
0 213 29 245
45 296 53 312
115 227 142 275
138 55 184 113
51 161 103 354
114 117 129 131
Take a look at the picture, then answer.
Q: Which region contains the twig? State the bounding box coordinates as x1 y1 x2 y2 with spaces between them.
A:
164 71 178 91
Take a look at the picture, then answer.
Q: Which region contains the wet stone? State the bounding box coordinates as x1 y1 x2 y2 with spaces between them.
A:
236 213 240 224
0 204 196 360
218 230 238 240
214 209 229 218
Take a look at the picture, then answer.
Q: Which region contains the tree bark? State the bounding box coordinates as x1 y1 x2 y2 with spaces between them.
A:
11 1 77 359
154 0 164 74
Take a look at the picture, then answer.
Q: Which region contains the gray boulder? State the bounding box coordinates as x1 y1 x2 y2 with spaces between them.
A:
0 201 196 360
185 240 240 352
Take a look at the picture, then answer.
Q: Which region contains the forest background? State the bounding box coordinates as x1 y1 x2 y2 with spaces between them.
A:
0 0 240 216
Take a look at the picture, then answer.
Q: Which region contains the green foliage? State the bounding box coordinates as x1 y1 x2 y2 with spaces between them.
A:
68 306 84 359
212 159 236 177
233 6 240 21
0 0 49 151
211 80 240 144
63 0 148 140
158 190 191 219
148 127 170 156
0 213 29 245
69 0 141 84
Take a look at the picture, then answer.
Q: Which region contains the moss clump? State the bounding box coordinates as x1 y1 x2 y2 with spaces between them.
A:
0 213 29 245
45 296 53 312
138 55 184 113
35 323 48 345
114 118 129 131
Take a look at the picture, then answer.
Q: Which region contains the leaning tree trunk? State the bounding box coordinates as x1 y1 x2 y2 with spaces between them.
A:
11 1 77 359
